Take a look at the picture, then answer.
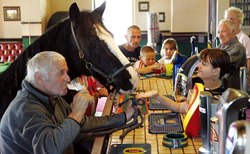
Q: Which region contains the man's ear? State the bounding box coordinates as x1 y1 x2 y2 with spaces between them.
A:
232 28 236 34
34 72 44 85
237 19 242 26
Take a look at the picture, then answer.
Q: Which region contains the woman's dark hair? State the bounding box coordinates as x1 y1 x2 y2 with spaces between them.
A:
199 48 231 79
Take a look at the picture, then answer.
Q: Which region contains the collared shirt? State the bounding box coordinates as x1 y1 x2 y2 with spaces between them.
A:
217 37 247 89
237 30 250 59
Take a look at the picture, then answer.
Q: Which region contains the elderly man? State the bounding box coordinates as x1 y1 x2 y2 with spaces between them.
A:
119 25 142 65
217 19 247 90
0 51 136 154
224 7 250 92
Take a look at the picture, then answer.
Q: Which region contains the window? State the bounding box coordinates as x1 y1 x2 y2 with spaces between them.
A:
94 0 133 45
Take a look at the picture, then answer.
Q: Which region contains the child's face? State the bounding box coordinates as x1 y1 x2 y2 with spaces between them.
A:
163 44 176 59
140 52 155 66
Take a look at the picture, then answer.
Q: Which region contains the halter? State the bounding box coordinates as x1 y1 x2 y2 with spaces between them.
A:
70 22 132 92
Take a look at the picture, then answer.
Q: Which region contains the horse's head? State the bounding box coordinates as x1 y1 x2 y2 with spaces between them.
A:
68 2 139 94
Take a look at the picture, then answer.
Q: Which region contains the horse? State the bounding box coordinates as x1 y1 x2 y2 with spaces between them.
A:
0 2 139 118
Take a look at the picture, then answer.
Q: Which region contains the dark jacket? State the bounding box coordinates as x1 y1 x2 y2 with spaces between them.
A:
0 80 126 154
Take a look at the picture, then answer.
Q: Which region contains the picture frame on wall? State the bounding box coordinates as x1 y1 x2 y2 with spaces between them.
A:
3 6 21 21
139 2 149 12
158 12 165 22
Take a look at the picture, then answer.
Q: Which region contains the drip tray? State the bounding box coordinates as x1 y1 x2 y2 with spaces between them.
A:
148 113 184 134
148 95 175 110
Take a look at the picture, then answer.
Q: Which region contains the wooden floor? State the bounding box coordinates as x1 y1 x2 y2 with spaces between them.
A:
105 77 202 154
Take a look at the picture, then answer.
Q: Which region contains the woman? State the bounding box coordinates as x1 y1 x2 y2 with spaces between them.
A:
136 48 231 113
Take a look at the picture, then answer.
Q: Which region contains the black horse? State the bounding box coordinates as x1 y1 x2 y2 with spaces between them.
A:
0 2 139 118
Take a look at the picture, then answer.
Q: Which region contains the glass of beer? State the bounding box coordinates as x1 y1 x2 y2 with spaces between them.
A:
67 77 87 95
154 63 162 75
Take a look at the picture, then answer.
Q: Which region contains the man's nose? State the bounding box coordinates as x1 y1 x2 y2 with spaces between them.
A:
65 73 71 82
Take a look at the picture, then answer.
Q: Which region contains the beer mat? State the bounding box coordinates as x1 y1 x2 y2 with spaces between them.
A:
139 73 172 80
148 113 184 134
149 95 175 110
156 74 172 79
118 90 148 114
139 73 158 80
109 143 151 154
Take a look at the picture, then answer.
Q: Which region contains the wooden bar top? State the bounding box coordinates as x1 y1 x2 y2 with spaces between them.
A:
105 77 202 154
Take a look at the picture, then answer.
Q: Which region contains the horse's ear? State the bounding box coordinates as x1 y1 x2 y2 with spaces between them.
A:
92 1 106 17
69 2 80 21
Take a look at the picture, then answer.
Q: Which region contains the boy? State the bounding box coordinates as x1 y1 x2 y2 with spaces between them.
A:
134 46 164 74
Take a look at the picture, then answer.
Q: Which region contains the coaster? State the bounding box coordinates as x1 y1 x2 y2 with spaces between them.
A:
148 95 175 110
148 113 184 134
109 143 151 154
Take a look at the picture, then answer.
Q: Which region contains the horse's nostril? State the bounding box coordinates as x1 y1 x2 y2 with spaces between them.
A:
133 87 137 91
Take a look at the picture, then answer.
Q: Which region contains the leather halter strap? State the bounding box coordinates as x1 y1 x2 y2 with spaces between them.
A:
70 22 132 91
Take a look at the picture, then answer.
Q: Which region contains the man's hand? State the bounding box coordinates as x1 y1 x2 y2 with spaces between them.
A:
69 90 94 124
161 64 166 73
71 90 94 113
98 87 109 96
124 102 136 122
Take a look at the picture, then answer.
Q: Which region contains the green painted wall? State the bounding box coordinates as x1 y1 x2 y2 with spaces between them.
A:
22 37 39 50
140 33 208 60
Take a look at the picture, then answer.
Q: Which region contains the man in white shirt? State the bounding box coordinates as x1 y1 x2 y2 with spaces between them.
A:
224 7 250 93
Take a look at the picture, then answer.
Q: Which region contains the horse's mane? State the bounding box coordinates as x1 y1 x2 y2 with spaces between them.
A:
75 11 112 54
0 19 70 117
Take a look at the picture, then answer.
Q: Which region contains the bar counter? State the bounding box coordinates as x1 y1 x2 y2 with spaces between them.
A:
92 77 202 154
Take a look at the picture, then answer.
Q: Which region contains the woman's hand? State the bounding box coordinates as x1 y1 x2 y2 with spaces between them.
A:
176 96 187 103
136 90 159 99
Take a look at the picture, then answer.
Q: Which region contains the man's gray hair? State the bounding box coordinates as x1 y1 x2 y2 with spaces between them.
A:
224 7 244 25
219 19 236 34
25 51 65 84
